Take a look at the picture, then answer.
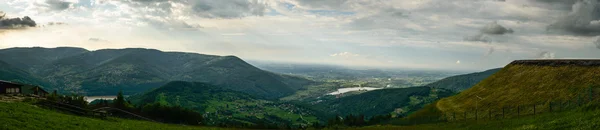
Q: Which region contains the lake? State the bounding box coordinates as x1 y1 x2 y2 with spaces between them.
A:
328 87 383 95
85 96 117 103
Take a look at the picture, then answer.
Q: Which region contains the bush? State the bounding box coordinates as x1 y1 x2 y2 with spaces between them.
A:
140 103 204 125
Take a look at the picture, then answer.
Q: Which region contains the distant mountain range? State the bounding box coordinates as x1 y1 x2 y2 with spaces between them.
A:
426 68 502 92
0 47 312 99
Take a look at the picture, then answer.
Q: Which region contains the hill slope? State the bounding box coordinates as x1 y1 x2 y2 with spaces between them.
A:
0 60 49 87
360 107 600 130
0 47 312 99
436 60 600 116
0 47 89 73
0 101 225 130
427 68 501 92
314 87 454 117
129 81 321 126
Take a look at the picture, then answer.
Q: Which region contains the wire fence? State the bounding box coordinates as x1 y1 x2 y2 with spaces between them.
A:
432 86 599 123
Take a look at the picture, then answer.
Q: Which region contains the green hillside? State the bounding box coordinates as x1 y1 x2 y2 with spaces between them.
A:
0 60 49 88
314 87 454 118
357 106 600 130
436 60 600 116
129 81 322 127
0 47 88 73
0 47 312 99
426 68 501 92
0 101 227 130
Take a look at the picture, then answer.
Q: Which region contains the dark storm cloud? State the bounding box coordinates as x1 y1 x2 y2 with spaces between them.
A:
481 22 514 35
547 0 600 36
0 12 37 29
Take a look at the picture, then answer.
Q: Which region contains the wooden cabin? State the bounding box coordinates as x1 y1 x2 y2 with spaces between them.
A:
0 80 49 96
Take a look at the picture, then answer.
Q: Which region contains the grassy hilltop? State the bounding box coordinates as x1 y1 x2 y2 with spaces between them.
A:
437 60 600 115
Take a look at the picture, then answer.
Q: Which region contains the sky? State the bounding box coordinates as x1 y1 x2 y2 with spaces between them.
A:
1 0 600 71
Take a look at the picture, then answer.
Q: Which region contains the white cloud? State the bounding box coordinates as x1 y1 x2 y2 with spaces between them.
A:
330 52 359 57
537 51 555 59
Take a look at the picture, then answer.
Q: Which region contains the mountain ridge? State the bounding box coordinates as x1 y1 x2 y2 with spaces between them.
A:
426 68 501 92
0 47 312 99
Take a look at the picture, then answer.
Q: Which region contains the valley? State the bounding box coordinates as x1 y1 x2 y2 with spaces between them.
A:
0 47 475 129
2 47 598 130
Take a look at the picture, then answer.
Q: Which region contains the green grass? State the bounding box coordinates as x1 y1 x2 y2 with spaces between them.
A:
0 102 228 130
354 106 600 130
437 64 600 117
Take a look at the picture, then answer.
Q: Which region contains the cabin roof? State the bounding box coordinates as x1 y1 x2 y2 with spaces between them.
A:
0 80 49 94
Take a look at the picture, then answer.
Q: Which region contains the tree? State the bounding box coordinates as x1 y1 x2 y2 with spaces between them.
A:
114 90 129 109
47 90 59 101
312 121 322 129
356 114 365 126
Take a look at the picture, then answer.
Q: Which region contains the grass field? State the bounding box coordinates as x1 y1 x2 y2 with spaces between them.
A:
437 64 600 117
0 101 230 130
353 104 600 130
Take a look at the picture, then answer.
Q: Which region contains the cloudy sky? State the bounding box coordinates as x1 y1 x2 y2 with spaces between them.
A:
1 0 600 71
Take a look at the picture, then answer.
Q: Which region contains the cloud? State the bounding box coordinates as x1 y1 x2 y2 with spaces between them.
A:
47 22 67 26
484 47 495 57
464 22 514 43
88 38 110 43
33 0 74 12
537 51 555 59
119 0 267 19
0 12 37 29
189 0 267 18
481 22 514 35
330 52 359 57
595 37 600 49
292 0 349 10
547 0 600 35
463 34 491 43
90 0 266 30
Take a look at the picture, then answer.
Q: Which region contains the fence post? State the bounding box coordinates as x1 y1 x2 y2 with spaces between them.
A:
533 104 536 116
517 105 520 117
549 101 552 112
453 112 456 121
578 94 582 106
590 85 594 102
464 111 467 121
502 107 505 119
488 109 491 120
475 109 478 121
